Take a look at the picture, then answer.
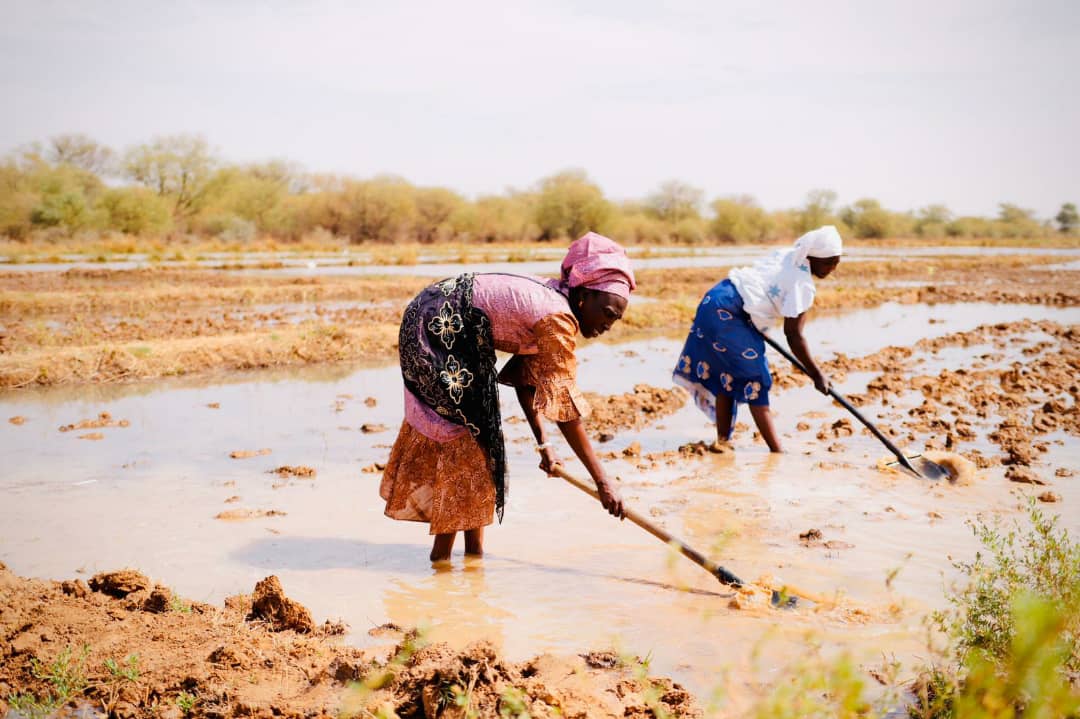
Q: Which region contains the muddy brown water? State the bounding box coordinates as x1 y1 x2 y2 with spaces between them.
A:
1 300 1077 698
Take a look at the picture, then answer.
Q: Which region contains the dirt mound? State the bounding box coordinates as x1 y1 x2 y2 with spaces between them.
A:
88 569 150 598
269 465 316 478
583 384 688 438
0 565 702 719
363 638 700 719
249 575 315 633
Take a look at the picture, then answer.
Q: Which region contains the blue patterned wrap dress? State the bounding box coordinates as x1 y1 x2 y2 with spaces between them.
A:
672 279 771 432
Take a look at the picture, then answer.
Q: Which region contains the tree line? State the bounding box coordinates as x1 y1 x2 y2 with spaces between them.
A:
2 133 1077 244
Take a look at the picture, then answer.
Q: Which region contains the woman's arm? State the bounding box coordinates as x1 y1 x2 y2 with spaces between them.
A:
555 418 625 519
513 383 624 519
514 384 555 469
513 314 625 519
783 312 830 394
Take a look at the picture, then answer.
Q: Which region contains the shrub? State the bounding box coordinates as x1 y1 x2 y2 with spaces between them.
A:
911 500 1080 717
710 195 775 243
534 169 614 241
96 187 172 235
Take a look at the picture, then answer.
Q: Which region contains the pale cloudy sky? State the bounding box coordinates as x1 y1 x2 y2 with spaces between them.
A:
3 0 1077 218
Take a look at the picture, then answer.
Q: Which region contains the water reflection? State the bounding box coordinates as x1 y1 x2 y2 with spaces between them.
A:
383 558 511 646
229 536 430 575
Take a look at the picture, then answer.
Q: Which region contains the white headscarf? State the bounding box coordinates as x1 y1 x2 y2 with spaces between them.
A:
792 225 843 266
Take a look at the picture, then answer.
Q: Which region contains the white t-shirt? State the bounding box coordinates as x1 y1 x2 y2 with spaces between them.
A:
728 248 816 332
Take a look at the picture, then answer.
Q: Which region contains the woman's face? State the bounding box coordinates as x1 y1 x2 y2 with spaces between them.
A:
809 255 841 279
574 288 628 338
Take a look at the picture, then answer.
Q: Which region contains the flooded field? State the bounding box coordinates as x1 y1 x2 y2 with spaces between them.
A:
1 248 1078 715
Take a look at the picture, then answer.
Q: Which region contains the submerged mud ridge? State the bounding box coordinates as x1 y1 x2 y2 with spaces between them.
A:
0 564 701 718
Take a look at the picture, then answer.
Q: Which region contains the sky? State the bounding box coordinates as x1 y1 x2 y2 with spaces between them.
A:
2 0 1078 218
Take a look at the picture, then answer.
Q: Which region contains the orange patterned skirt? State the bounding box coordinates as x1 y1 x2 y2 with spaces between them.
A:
379 421 496 534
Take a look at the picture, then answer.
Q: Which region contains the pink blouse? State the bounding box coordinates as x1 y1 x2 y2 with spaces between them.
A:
403 273 590 441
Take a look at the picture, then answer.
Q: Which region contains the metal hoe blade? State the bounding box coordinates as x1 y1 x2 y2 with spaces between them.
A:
886 454 952 482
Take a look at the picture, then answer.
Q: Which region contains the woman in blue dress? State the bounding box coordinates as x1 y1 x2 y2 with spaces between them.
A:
672 226 843 452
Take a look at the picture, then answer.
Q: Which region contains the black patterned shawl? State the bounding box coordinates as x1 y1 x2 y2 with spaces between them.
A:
398 273 507 521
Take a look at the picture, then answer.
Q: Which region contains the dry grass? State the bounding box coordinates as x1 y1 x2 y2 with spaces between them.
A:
0 323 399 388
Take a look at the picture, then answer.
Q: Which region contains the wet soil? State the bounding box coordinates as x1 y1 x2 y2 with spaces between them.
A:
0 564 699 718
809 319 1080 482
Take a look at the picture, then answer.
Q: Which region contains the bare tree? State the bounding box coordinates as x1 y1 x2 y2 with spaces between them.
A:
48 134 115 175
123 135 218 220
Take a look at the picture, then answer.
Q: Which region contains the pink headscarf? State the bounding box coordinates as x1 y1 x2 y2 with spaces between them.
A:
560 232 636 300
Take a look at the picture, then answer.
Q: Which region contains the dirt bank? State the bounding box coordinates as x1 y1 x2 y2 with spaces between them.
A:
0 564 700 718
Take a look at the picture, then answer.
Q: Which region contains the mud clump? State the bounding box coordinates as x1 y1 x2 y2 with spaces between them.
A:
1005 466 1046 485
799 528 823 544
60 579 90 598
88 569 150 598
677 440 731 457
230 448 272 459
215 508 286 521
249 575 315 633
139 587 173 614
58 411 129 432
584 384 688 438
816 418 854 440
1037 491 1062 503
269 465 316 478
8 415 26 425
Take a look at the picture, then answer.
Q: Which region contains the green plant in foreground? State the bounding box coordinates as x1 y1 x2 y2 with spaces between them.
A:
5 692 57 719
175 691 197 715
913 594 1080 718
338 625 430 718
749 651 873 719
104 653 140 682
168 590 192 613
910 500 1080 718
498 686 530 718
5 644 91 718
935 500 1079 679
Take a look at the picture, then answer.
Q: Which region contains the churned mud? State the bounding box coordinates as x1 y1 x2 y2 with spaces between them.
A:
804 319 1080 486
0 564 701 718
